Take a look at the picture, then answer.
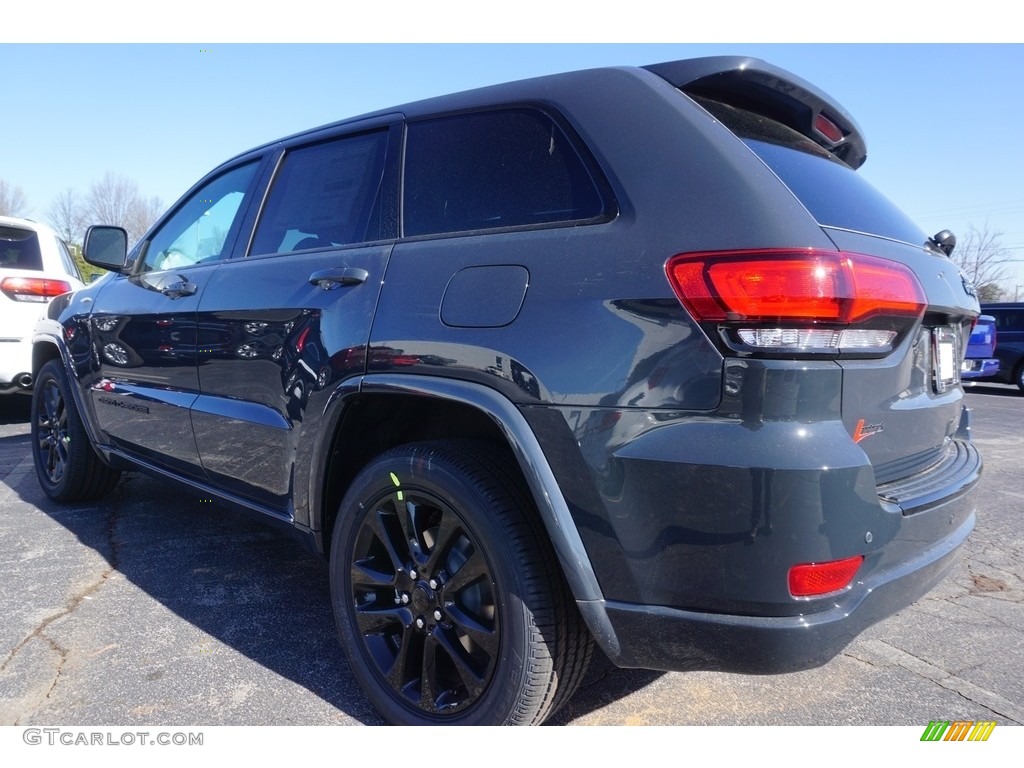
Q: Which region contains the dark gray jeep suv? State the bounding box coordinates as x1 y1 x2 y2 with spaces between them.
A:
31 56 982 725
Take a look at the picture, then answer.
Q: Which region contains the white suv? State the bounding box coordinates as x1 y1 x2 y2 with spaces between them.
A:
1 216 85 394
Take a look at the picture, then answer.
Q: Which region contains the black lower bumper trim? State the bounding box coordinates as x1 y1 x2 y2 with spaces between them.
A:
594 513 974 674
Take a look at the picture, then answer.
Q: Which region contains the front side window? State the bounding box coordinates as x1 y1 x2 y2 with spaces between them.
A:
249 129 390 256
141 162 259 272
403 108 609 237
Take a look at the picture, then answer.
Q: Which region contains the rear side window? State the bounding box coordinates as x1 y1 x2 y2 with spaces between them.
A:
403 108 609 237
0 225 43 271
989 310 1024 332
695 97 927 247
56 238 82 281
250 129 390 256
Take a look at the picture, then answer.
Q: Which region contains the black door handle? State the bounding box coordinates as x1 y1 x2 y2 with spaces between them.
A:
308 267 369 290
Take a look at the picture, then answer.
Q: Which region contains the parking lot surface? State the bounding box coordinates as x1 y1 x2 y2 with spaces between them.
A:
1 385 1022 726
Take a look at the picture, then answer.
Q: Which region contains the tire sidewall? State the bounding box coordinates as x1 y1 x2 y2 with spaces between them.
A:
329 446 540 725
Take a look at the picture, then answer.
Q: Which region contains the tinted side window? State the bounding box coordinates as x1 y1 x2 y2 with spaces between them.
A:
991 311 1023 331
403 109 607 237
142 162 258 272
250 130 390 256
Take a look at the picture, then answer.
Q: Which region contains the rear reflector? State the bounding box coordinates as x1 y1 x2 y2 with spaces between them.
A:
1 277 72 303
789 555 864 597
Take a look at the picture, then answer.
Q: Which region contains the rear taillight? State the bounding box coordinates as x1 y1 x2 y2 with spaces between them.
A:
788 555 864 597
0 277 72 303
666 249 926 355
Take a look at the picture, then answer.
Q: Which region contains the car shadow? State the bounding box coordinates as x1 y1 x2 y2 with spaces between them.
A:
0 394 31 425
963 383 1022 397
9 453 663 724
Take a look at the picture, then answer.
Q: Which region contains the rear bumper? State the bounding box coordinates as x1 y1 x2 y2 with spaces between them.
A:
0 336 33 392
961 358 999 379
597 509 974 673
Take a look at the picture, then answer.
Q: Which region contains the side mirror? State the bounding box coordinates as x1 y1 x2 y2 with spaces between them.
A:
82 226 129 272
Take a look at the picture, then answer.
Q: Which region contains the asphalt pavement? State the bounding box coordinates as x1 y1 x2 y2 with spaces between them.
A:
1 384 1021 726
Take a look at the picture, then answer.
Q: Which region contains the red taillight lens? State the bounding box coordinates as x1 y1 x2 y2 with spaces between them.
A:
788 555 864 597
667 250 925 324
666 250 926 354
1 277 73 303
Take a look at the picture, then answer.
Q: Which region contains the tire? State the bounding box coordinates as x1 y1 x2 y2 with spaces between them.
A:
1015 362 1024 392
31 359 120 502
329 440 593 725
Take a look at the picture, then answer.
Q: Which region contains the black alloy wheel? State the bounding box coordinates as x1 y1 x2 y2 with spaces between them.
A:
35 372 70 487
330 441 592 725
31 359 120 502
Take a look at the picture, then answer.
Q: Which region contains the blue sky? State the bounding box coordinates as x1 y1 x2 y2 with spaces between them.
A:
4 41 1024 289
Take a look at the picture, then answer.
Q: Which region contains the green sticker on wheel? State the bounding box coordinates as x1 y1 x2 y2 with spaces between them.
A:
389 472 403 501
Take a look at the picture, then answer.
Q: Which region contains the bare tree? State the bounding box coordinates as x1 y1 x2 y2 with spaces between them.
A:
949 224 1010 303
47 187 85 245
0 179 29 217
84 172 140 232
84 172 162 245
125 195 164 243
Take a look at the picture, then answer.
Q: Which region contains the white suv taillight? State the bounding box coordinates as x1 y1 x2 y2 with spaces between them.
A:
666 249 926 355
0 276 72 303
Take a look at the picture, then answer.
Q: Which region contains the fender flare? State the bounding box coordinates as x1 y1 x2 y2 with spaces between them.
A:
319 373 621 657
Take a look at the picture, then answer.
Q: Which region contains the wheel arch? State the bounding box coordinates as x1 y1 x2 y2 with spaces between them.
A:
31 324 111 457
311 375 614 635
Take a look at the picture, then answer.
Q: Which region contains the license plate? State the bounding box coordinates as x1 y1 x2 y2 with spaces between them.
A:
933 326 958 393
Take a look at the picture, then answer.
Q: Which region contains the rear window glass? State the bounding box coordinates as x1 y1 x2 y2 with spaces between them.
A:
695 97 927 247
0 225 43 271
403 108 608 237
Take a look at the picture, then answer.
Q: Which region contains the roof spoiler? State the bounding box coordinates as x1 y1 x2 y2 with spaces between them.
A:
644 57 868 170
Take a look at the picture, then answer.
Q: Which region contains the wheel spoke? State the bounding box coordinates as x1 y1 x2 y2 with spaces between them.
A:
350 504 410 590
43 384 60 423
419 632 441 709
423 509 463 575
400 498 428 563
432 625 489 701
385 622 422 695
444 604 499 656
373 502 413 572
353 603 408 637
350 560 397 590
442 547 490 594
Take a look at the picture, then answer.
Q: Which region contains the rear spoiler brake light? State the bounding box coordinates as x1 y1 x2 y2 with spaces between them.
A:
644 56 867 169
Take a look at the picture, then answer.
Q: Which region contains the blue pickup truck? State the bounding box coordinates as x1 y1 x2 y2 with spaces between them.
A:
977 303 1024 391
962 314 999 381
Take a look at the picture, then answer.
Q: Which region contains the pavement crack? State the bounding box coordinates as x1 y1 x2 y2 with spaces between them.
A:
0 482 126 719
858 639 1024 725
